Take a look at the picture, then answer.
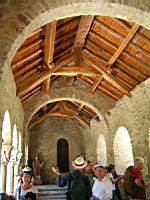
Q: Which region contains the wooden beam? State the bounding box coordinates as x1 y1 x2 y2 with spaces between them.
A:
79 75 119 101
53 66 100 76
90 75 103 93
73 16 94 66
12 49 43 70
14 57 43 79
73 16 94 48
83 49 131 96
63 102 90 128
28 110 74 130
43 21 56 94
44 21 57 65
21 86 41 101
107 24 140 72
64 76 75 86
43 77 50 94
18 56 73 97
15 39 44 57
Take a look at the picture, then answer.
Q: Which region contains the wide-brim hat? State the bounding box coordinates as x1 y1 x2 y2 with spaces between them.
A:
72 156 88 169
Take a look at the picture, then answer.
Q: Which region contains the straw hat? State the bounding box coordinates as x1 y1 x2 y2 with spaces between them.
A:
72 156 88 169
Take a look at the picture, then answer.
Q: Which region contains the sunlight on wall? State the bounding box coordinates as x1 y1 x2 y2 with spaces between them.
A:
97 134 107 166
2 110 11 144
114 126 134 175
12 124 18 149
18 132 22 151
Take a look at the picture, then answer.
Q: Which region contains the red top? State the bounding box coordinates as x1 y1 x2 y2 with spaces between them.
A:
132 167 146 199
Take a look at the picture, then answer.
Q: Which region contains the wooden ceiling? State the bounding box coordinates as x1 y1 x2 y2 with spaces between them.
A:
28 100 100 129
11 15 150 128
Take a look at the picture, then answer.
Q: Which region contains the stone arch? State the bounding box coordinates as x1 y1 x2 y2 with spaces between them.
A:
97 134 107 165
1 1 150 81
2 110 11 145
25 97 103 132
114 126 134 175
12 124 18 149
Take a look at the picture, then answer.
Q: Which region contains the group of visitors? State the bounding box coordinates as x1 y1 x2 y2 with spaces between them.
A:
52 156 150 200
1 156 150 200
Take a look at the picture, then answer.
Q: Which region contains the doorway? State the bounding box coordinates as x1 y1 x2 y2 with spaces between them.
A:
57 138 69 172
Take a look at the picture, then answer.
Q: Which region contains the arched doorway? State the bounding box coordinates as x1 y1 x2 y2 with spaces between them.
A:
57 138 69 172
114 126 134 175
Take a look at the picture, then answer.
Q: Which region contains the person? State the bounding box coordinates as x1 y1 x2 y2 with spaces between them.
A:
14 167 38 200
32 156 43 179
52 156 92 200
107 164 122 200
84 160 95 187
0 193 15 200
23 192 36 200
130 157 150 200
91 165 112 200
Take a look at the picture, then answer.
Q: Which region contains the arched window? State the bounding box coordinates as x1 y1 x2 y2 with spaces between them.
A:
2 110 11 144
12 124 18 149
97 134 107 165
114 126 134 174
57 138 69 172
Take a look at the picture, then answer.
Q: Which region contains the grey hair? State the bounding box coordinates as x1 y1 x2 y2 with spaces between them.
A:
135 157 144 164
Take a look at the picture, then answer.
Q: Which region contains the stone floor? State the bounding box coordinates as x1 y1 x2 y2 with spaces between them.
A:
37 184 66 200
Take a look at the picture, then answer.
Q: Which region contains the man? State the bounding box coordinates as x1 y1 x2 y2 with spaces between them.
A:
92 165 112 200
52 156 92 200
131 157 150 200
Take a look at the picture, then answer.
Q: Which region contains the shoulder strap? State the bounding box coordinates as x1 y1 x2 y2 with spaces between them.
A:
18 185 21 199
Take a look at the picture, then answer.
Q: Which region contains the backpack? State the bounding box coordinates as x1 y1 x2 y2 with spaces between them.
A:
123 166 138 196
66 173 86 200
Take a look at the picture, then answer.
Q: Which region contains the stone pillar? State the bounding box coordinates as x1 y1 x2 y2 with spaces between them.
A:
0 150 9 192
7 149 19 194
14 152 22 190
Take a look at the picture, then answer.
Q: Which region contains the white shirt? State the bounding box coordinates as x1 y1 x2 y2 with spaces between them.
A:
92 177 112 200
107 173 116 191
15 184 38 200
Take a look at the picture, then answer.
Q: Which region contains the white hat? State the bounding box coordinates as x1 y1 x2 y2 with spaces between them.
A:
22 166 32 172
72 157 88 169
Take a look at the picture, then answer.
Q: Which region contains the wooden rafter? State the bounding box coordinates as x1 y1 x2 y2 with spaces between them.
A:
107 24 140 73
63 101 90 128
52 66 100 76
44 21 57 66
18 56 73 97
67 16 94 86
12 49 43 70
29 110 74 130
90 75 103 93
43 21 57 94
83 49 131 97
73 16 94 48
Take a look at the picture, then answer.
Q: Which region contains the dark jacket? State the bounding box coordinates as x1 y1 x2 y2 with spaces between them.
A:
56 170 92 200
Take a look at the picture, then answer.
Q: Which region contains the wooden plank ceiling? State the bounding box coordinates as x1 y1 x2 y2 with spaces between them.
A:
11 15 150 128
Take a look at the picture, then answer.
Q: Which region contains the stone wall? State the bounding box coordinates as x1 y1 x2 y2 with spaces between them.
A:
89 78 150 177
0 63 24 161
29 117 84 183
23 78 113 131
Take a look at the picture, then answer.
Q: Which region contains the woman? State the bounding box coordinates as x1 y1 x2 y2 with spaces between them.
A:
14 168 38 200
107 164 122 200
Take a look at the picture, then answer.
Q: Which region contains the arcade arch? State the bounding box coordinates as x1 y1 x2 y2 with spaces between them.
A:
114 126 134 174
97 134 107 166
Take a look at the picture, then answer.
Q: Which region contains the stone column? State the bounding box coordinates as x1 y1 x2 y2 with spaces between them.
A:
7 149 19 194
14 152 22 190
0 150 9 192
